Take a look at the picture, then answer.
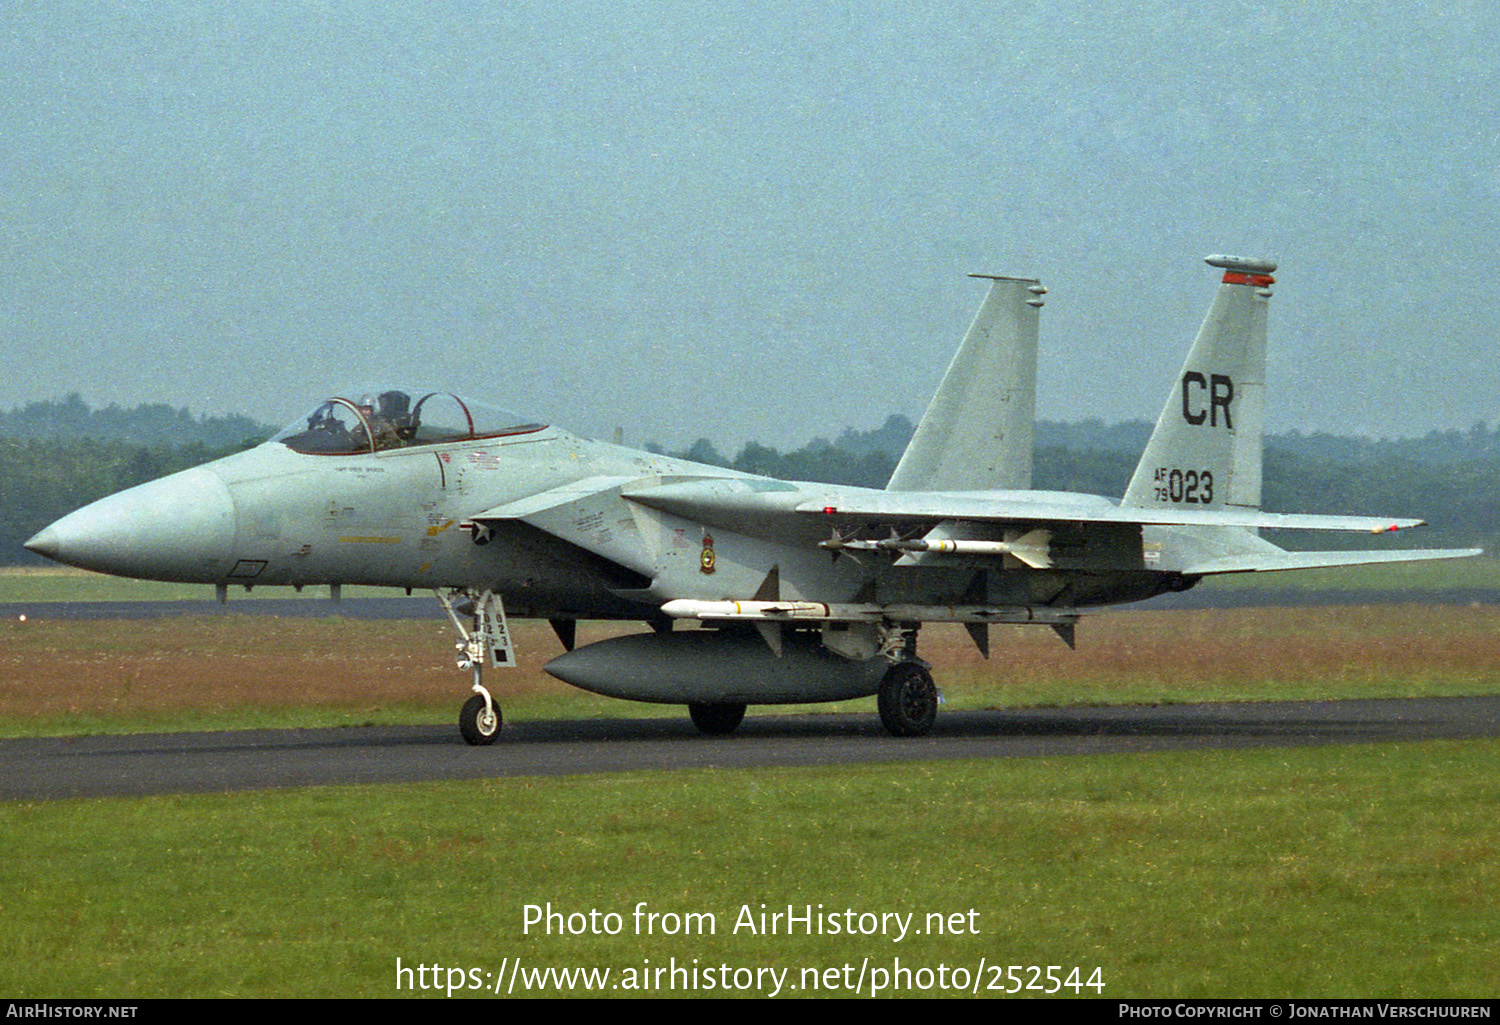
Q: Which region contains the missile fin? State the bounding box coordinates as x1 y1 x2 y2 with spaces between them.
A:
965 621 990 659
549 618 577 652
753 565 780 602
754 620 784 658
1005 528 1053 569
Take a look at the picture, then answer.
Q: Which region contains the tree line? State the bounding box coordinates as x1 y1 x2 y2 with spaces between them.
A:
654 416 1500 551
2 402 1496 565
0 394 271 450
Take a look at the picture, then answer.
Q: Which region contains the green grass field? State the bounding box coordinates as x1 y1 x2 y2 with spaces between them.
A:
2 567 1497 998
2 740 1495 998
4 603 1500 740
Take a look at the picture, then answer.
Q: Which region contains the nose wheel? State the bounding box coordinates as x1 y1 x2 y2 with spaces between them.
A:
460 692 502 745
437 588 515 746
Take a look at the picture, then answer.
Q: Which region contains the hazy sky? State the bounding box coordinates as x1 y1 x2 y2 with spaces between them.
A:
3 2 1497 449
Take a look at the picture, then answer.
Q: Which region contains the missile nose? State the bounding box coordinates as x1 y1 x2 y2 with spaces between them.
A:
24 467 237 582
22 525 61 560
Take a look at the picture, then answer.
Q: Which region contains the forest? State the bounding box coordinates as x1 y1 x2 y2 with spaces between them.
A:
2 399 1495 565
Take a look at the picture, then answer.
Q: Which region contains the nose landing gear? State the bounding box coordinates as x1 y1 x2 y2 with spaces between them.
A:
437 588 514 746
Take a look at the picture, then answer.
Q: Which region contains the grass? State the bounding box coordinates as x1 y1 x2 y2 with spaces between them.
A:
1 740 1496 998
3 605 1499 738
2 586 1497 998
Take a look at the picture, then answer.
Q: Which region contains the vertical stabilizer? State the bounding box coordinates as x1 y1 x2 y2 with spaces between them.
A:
1121 255 1274 512
887 274 1043 492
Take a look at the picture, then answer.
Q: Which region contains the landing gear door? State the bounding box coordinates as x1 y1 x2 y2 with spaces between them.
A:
477 590 516 668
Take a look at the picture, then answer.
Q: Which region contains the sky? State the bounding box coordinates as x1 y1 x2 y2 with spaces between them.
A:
3 1 1498 449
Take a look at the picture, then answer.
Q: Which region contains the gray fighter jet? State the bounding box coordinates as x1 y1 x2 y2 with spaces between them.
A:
25 255 1480 743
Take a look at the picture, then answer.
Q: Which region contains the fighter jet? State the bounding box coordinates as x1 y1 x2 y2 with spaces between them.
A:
25 255 1481 743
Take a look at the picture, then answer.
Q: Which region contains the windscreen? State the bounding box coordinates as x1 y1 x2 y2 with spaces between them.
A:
274 390 545 455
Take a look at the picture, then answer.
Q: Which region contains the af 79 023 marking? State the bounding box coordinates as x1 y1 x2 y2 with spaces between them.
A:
1152 467 1215 504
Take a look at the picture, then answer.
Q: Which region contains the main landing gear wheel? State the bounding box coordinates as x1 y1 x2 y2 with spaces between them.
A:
460 693 502 746
689 702 747 736
878 662 937 737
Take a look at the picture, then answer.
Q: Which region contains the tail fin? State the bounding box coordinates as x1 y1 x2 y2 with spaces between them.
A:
887 274 1044 492
1121 255 1275 511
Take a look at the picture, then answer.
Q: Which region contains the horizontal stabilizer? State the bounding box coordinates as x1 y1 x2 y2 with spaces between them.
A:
1182 547 1483 575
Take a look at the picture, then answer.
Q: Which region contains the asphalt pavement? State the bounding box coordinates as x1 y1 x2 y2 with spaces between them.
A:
5 695 1498 801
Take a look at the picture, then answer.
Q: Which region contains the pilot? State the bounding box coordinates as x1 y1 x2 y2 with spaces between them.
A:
352 397 402 452
377 390 415 442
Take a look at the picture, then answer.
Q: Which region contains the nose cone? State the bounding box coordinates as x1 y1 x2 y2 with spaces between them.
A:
25 467 237 582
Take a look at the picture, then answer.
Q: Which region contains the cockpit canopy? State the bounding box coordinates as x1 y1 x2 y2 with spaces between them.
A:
273 390 545 455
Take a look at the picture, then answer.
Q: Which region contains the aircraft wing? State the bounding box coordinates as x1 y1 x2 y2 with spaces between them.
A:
624 479 1480 575
794 490 1428 534
794 491 1483 571
626 479 1429 534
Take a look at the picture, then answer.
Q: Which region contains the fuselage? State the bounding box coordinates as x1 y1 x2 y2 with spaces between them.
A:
26 422 1186 621
25 425 711 608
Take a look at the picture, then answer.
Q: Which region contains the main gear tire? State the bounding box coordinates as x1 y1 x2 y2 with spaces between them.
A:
877 662 937 737
688 702 747 736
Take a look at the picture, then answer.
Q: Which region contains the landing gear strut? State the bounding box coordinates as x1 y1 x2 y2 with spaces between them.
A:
871 623 937 738
437 588 514 746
